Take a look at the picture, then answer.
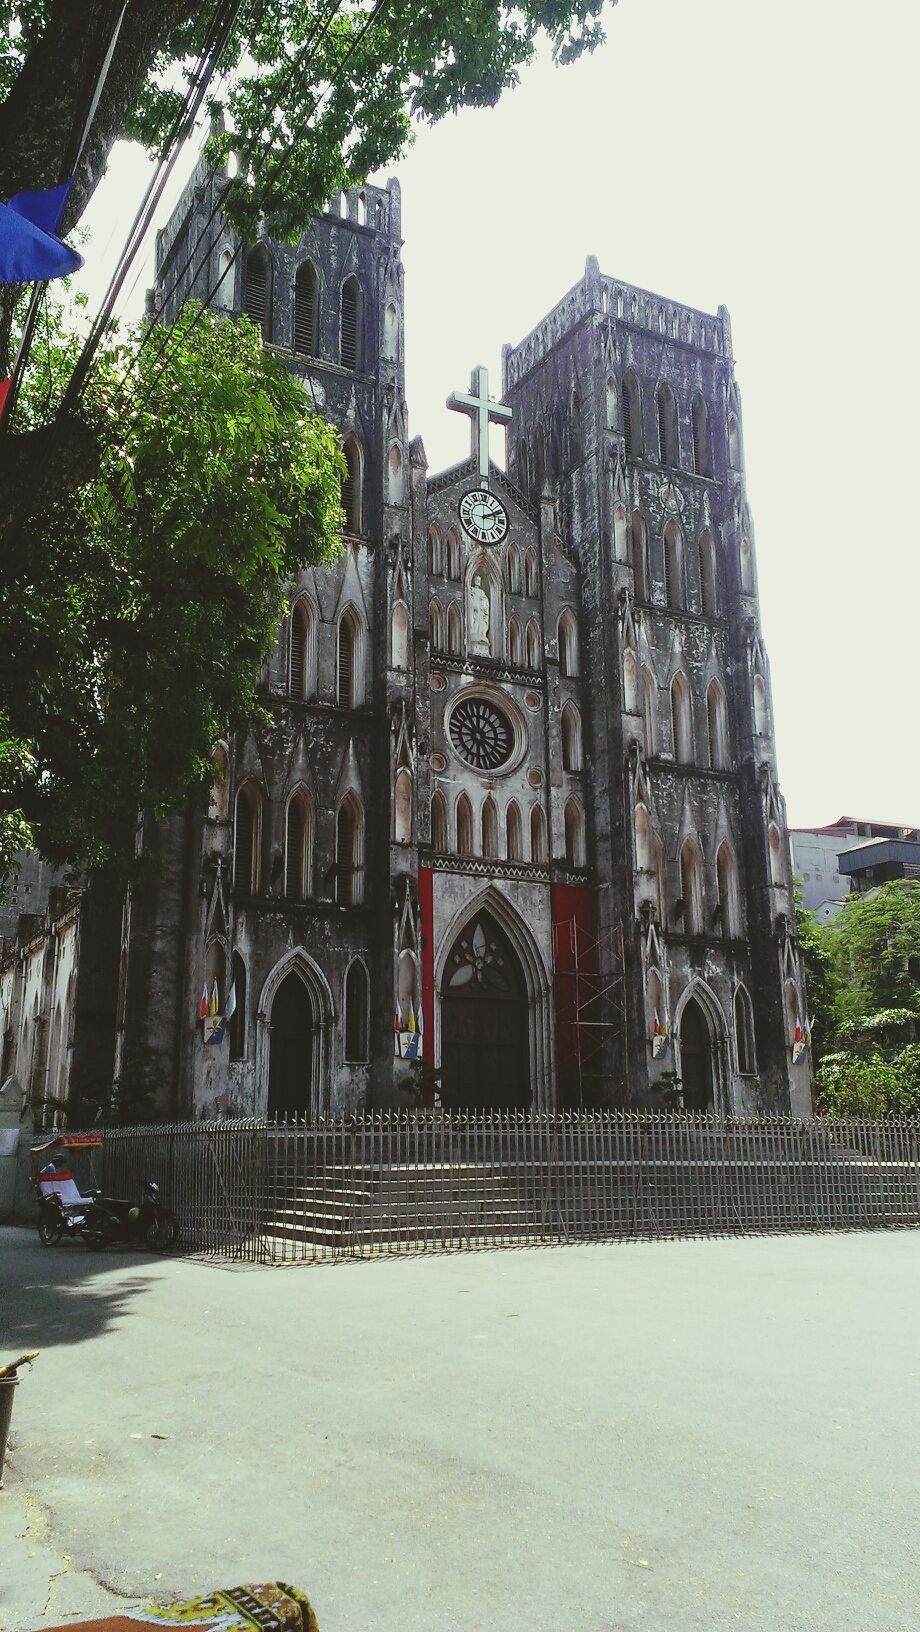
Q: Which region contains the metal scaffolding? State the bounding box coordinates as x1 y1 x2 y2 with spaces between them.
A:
552 916 629 1108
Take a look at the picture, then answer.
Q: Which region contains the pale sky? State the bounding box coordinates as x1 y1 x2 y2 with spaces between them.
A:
74 0 918 828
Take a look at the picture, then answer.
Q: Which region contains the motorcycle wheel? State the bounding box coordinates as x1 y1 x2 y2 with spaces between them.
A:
38 1213 63 1246
145 1209 179 1251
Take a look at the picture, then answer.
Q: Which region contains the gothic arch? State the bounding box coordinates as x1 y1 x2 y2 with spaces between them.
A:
341 434 364 533
466 551 503 658
257 949 334 1119
664 519 684 609
673 978 729 1114
289 593 317 699
293 259 319 356
434 885 554 1109
340 274 363 369
337 604 365 708
632 510 650 600
243 243 272 338
284 785 314 900
656 381 679 466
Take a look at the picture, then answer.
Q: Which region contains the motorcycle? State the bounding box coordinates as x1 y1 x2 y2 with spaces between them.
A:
34 1146 101 1246
83 1178 179 1251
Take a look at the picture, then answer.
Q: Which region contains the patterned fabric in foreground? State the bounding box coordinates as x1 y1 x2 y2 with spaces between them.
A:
44 1582 320 1632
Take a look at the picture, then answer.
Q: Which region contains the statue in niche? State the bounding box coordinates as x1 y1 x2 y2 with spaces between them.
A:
468 573 491 655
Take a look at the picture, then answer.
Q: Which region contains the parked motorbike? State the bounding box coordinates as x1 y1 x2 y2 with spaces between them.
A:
83 1179 179 1251
35 1183 97 1245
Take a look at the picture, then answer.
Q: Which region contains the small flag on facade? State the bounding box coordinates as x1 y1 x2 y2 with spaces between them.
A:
792 1019 806 1064
198 984 209 1020
652 1011 670 1058
210 978 220 1017
224 981 237 1021
204 1014 226 1045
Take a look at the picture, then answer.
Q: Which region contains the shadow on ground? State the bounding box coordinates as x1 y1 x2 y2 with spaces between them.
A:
1 1228 162 1353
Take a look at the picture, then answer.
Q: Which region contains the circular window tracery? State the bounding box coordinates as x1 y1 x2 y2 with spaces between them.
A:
449 696 514 772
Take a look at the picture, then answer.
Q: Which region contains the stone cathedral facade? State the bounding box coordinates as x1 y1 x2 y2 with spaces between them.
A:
68 158 812 1122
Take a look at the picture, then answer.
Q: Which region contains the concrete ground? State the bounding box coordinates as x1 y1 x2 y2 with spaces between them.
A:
1 1228 919 1632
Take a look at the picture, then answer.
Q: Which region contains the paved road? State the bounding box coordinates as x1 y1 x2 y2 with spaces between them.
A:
2 1227 919 1632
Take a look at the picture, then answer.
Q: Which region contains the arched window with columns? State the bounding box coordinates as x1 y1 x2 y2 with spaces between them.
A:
447 527 462 580
531 804 548 863
340 275 363 369
456 792 474 856
717 842 741 937
284 788 314 900
243 244 272 338
344 960 369 1061
670 672 693 763
481 796 498 858
289 595 316 699
429 524 444 576
698 530 718 616
641 666 657 754
524 549 538 598
680 837 705 934
293 260 318 356
664 520 684 610
337 607 363 708
447 600 463 655
561 702 583 771
632 511 650 600
691 393 712 477
526 618 541 668
622 371 642 460
429 598 443 651
558 609 579 677
509 615 523 666
564 798 586 868
430 789 447 853
656 382 679 466
706 679 730 769
336 793 364 904
341 435 363 533
233 781 262 895
734 985 756 1073
506 800 523 860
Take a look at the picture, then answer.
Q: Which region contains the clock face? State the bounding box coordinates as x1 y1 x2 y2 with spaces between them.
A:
459 487 508 546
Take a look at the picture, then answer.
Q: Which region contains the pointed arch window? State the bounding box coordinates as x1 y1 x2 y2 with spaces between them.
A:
456 792 474 857
430 789 447 853
429 598 443 651
635 802 653 871
558 609 579 677
336 793 364 904
341 435 363 533
509 615 523 666
391 600 409 670
606 375 619 431
383 300 398 360
768 822 785 889
691 393 712 477
344 960 369 1061
481 796 498 859
447 600 463 655
337 608 363 709
641 666 657 754
288 595 316 699
508 543 522 594
233 781 261 895
229 951 246 1061
564 798 587 868
706 679 730 769
284 788 314 900
622 372 642 461
429 524 444 576
664 520 684 610
293 261 318 356
656 382 679 466
530 804 547 863
447 527 462 580
614 503 628 563
680 838 704 935
717 842 741 937
753 674 770 736
506 801 523 861
623 648 639 714
340 275 363 370
243 244 271 338
394 769 412 844
524 549 537 598
698 530 718 616
734 985 756 1073
561 702 583 772
632 511 650 600
526 618 541 668
670 672 693 763
215 246 235 310
728 413 742 470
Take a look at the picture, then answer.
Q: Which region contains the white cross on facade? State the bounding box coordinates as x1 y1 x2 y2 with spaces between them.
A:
446 364 512 485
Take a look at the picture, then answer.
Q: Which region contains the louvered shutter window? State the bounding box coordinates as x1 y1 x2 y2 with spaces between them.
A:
338 617 354 708
293 263 318 356
341 277 361 369
622 377 637 460
289 604 306 697
285 797 306 899
234 788 255 892
244 247 271 339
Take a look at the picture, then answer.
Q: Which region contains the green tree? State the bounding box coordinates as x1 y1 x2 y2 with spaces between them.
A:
0 302 343 876
0 0 608 387
794 888 838 1066
830 880 920 1027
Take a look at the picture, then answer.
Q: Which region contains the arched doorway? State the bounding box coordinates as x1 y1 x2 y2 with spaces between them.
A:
440 911 531 1110
268 971 315 1118
679 997 714 1111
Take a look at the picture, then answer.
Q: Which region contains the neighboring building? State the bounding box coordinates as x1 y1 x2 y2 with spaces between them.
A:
0 852 68 940
791 817 920 921
65 154 812 1121
0 890 82 1128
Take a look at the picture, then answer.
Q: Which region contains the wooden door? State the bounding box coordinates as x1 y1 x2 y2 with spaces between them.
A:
440 913 531 1110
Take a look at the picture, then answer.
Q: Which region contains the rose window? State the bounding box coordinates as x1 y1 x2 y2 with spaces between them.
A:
448 697 514 771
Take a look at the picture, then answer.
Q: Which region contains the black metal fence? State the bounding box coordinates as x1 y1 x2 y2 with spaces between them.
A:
89 1112 920 1263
